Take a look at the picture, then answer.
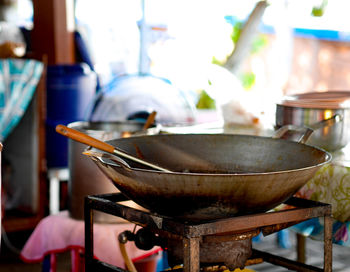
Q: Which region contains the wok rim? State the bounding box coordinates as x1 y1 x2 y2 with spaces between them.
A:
101 134 332 176
107 157 331 176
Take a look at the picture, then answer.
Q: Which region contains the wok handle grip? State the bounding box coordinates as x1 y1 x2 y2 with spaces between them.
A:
273 114 341 144
55 124 116 154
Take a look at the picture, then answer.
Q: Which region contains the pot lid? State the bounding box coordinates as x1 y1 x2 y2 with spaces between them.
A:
278 91 350 109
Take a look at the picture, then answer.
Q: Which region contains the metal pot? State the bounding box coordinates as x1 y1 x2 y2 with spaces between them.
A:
68 121 153 223
276 91 350 151
86 133 331 222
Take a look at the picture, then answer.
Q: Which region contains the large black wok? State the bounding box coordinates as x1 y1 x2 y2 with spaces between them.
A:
85 133 331 222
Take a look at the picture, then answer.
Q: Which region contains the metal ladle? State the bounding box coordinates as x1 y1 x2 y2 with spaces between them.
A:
55 124 173 173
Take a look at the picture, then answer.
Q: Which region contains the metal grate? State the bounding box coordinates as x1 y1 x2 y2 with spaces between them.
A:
84 193 332 272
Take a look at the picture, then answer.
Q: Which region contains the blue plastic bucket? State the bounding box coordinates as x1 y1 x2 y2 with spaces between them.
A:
46 63 97 168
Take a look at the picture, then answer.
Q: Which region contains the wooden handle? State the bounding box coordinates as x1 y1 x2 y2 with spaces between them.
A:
56 124 173 173
143 111 157 130
56 124 115 154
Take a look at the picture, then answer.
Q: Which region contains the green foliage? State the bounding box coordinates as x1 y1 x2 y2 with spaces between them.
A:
231 21 243 44
311 0 328 17
196 90 216 109
212 56 225 66
240 72 256 90
250 35 268 54
312 7 325 17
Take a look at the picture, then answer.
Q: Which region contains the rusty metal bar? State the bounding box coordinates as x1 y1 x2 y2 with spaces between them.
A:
324 215 333 272
262 221 303 236
203 229 260 243
285 197 330 210
87 194 171 231
186 198 331 237
252 249 323 272
297 233 306 264
84 196 129 272
183 237 200 272
84 197 94 272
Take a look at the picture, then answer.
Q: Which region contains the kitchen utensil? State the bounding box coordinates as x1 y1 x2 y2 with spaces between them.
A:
56 124 172 173
276 91 350 151
83 150 132 170
143 111 157 130
85 132 331 222
121 111 159 138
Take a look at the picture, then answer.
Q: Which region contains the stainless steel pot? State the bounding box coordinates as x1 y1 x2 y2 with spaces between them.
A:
68 121 152 222
276 91 350 151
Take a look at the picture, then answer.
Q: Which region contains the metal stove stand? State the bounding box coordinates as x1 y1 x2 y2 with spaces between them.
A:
84 193 332 272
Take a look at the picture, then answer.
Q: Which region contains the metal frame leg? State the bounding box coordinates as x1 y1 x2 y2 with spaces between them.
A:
297 233 306 264
324 215 332 272
84 197 94 272
183 237 200 272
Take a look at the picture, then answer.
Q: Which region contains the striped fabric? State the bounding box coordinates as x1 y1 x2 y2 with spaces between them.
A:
0 58 43 141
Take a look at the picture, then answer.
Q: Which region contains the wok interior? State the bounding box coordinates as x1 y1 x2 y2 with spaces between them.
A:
105 134 330 174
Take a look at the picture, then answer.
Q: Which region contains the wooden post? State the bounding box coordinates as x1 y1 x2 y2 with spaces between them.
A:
32 0 75 65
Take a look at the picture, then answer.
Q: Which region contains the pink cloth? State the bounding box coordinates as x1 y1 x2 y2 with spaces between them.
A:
20 211 160 269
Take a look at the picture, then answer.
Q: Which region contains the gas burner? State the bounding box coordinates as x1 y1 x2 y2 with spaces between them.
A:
84 193 332 272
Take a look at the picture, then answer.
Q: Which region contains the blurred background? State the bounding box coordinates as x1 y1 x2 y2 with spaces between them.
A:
2 0 350 271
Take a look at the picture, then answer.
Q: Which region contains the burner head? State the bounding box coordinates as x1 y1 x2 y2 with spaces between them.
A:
165 237 252 270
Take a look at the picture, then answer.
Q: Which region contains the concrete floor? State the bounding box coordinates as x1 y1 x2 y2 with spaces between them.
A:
1 229 350 271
